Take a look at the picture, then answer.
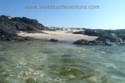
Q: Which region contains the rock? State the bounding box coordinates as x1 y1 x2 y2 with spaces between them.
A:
73 29 125 45
0 75 7 83
0 29 34 41
36 78 45 83
104 39 114 46
0 29 16 41
25 78 37 83
0 15 17 31
0 57 6 62
73 39 99 45
0 78 7 83
73 39 117 45
11 17 39 26
50 39 58 42
11 17 47 31
97 32 124 45
62 54 76 58
73 39 88 45
48 65 95 80
73 31 84 34
83 29 99 36
0 15 48 41
72 29 100 36
0 15 47 32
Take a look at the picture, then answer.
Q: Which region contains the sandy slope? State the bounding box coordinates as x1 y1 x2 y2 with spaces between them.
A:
17 30 98 42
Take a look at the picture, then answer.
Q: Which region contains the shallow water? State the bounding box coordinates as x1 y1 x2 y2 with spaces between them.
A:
0 41 125 83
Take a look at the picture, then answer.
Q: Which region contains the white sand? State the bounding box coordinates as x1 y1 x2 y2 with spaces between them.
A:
17 30 98 42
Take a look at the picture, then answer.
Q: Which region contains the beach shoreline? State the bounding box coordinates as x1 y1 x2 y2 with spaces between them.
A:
17 30 98 43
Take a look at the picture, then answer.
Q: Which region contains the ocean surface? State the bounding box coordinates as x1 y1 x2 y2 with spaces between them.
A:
0 41 125 83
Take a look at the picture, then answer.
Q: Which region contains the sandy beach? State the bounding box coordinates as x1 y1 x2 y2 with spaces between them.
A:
17 30 98 42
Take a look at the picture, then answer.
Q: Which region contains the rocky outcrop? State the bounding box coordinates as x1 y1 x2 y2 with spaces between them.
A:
0 29 16 41
0 15 47 32
0 15 49 41
73 29 125 45
11 17 46 31
73 31 84 34
73 39 103 45
73 39 117 45
0 29 33 41
50 39 58 42
96 33 123 45
72 29 100 36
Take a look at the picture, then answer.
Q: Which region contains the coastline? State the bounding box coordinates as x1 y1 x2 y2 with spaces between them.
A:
1 15 125 45
17 30 98 43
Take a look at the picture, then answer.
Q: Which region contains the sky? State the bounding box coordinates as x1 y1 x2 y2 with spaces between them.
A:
0 0 125 29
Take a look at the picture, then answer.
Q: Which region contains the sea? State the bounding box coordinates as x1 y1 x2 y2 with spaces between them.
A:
0 41 125 83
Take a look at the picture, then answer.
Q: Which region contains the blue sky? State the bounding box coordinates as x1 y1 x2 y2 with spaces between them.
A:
0 0 125 29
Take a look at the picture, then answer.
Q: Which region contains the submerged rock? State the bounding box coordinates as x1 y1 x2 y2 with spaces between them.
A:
0 57 6 62
0 74 8 83
50 39 58 42
62 54 76 58
48 65 95 80
73 39 118 46
101 75 111 83
25 78 37 83
73 39 100 45
0 78 7 83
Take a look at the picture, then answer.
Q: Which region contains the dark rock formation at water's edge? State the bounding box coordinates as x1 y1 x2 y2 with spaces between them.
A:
0 15 48 41
73 29 125 45
0 29 35 41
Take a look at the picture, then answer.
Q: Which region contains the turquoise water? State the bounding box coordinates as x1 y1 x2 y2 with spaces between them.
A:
0 41 125 83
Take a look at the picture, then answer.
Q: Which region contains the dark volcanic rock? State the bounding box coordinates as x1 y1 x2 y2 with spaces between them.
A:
0 15 47 32
50 39 58 42
25 78 37 83
96 33 123 45
72 29 100 36
0 15 48 41
73 39 115 46
73 31 84 34
0 29 16 41
73 39 101 45
0 29 33 41
73 29 125 45
0 15 16 32
11 17 39 26
84 29 99 36
11 17 46 30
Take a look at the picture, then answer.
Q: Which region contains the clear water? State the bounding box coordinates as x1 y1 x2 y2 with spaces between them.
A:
0 41 125 83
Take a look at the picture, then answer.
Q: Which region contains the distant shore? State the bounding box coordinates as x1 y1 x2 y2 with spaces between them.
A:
1 15 125 45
